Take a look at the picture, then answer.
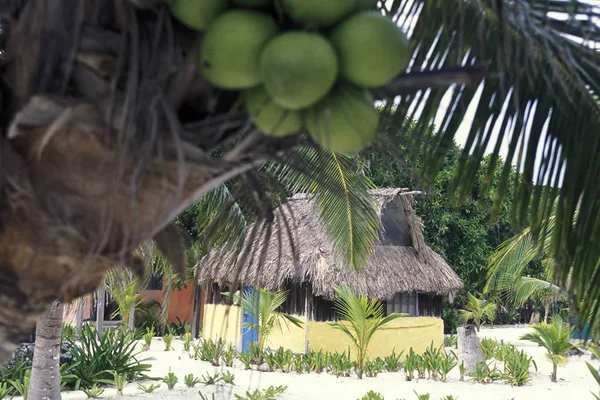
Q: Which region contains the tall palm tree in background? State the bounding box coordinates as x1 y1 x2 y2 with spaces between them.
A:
0 0 599 368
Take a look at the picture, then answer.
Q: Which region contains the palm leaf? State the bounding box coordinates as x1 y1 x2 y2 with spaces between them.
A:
513 276 564 306
380 0 600 324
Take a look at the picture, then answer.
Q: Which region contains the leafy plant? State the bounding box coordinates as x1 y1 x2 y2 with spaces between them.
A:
479 338 498 360
307 349 326 373
444 335 457 349
458 361 466 381
82 383 105 398
292 354 306 374
199 372 222 386
404 348 418 381
184 373 201 388
234 385 287 400
238 350 254 370
329 349 353 377
249 342 263 365
137 383 161 393
192 338 226 366
221 370 235 385
358 391 385 400
68 325 151 388
108 371 127 395
142 327 154 351
383 349 403 372
520 315 574 382
198 392 216 400
272 347 293 372
439 351 458 382
470 361 503 384
413 391 430 400
62 323 78 341
163 332 174 351
0 383 12 400
329 284 403 379
503 346 537 386
163 371 178 390
263 351 277 372
587 362 600 400
422 343 443 380
459 293 497 331
106 279 141 329
8 369 30 400
183 332 193 352
223 343 236 367
242 288 303 355
440 396 459 400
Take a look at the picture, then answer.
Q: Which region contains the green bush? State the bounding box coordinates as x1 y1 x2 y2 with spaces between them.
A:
503 345 537 386
68 325 151 388
358 391 385 400
383 349 403 372
479 338 498 360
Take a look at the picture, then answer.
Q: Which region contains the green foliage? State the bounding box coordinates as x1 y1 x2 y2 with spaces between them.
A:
307 349 327 373
459 293 497 330
198 392 216 400
413 391 430 400
106 371 127 395
328 349 353 378
221 370 235 385
587 362 600 400
137 383 161 393
403 348 419 381
183 332 193 352
443 307 460 335
438 351 458 382
470 361 503 384
520 315 574 382
383 349 403 372
62 323 78 342
458 361 466 381
364 357 385 378
272 347 293 372
199 372 222 386
8 369 29 400
163 372 178 390
263 352 277 372
329 284 403 379
163 332 174 351
234 385 287 400
105 277 141 329
192 338 226 366
223 343 236 367
68 325 151 389
479 338 498 360
242 288 303 355
238 350 254 370
444 335 457 349
440 397 459 400
142 327 154 351
358 391 385 400
0 357 29 390
292 354 306 374
503 346 537 386
184 374 201 388
0 383 11 400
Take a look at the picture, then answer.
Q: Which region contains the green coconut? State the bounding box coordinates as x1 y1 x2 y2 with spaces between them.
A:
244 86 303 137
233 0 271 7
169 0 229 31
282 0 356 26
260 32 338 110
304 84 379 154
198 10 279 89
329 11 410 87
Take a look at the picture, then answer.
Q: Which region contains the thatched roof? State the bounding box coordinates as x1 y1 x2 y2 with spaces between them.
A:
196 188 462 300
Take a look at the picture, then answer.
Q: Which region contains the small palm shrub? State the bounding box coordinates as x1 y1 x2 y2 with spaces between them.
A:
404 348 419 381
413 391 430 400
137 383 161 393
458 361 466 381
223 343 236 367
479 338 498 360
364 357 385 377
292 354 306 374
82 384 105 398
520 315 574 382
163 371 178 390
184 373 201 387
307 349 327 373
234 385 287 400
459 293 497 331
238 350 253 370
199 372 223 386
222 370 235 385
163 332 174 351
329 284 403 379
439 351 458 382
444 334 457 349
503 346 537 386
329 349 353 377
470 361 502 384
183 332 193 352
142 327 154 351
193 338 226 366
383 349 403 372
358 391 385 400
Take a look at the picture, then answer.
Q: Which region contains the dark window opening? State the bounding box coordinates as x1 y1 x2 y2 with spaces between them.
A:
147 274 163 290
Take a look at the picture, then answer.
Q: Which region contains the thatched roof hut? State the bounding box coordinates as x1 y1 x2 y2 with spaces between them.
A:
197 188 462 302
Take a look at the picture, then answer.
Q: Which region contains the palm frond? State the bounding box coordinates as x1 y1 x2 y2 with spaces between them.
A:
380 0 600 323
267 148 379 270
513 276 564 306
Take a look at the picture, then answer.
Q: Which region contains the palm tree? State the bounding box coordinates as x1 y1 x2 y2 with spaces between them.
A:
28 301 64 400
241 288 304 355
485 216 567 323
1 0 600 367
521 315 574 382
329 284 404 379
458 293 497 331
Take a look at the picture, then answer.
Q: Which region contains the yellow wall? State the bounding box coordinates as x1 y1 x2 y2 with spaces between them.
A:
202 304 241 345
265 315 307 353
307 317 443 359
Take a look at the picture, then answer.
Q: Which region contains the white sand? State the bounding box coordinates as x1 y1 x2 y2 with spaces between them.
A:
54 326 599 400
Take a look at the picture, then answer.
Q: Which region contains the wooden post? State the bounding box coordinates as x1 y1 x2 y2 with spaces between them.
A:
128 304 135 331
191 283 202 339
96 279 105 336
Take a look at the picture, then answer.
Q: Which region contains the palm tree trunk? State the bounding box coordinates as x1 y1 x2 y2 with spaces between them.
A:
544 298 550 323
29 301 64 400
551 361 557 382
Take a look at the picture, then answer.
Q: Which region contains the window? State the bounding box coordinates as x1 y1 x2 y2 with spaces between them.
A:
386 293 418 316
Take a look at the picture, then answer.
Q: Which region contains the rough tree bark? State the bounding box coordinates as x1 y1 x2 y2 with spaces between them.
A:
457 325 485 375
28 301 64 400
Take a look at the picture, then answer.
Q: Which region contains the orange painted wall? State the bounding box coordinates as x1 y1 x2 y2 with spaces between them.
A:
140 280 196 324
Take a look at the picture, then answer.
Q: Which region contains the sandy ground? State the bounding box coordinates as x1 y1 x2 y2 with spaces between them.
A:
51 326 599 400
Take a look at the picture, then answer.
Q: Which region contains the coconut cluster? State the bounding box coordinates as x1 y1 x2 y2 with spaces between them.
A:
169 0 410 154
